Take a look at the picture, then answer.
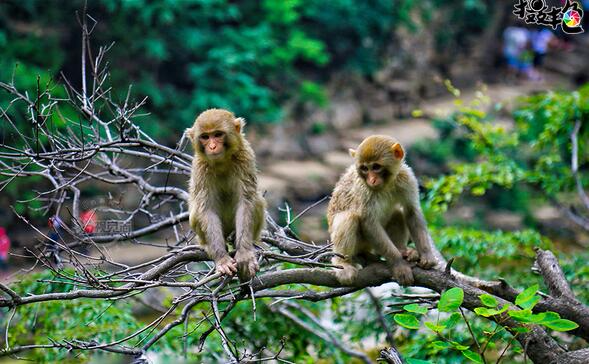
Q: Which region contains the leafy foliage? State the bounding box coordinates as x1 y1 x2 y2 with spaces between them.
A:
0 0 493 137
424 84 589 216
2 270 142 363
395 286 580 363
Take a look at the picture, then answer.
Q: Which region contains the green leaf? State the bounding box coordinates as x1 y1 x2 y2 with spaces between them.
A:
543 319 579 331
444 312 462 329
404 303 429 315
536 311 560 323
425 321 446 333
451 341 470 351
479 294 498 308
511 327 531 333
431 340 451 349
462 349 483 363
515 284 539 309
474 305 508 317
523 311 559 324
508 309 534 323
407 359 432 364
518 295 541 310
438 287 464 312
474 307 495 317
394 314 420 329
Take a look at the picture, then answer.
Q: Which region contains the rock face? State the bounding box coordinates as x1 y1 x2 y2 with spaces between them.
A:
323 151 354 172
328 96 364 130
263 160 339 202
343 119 438 149
256 123 306 159
306 133 341 156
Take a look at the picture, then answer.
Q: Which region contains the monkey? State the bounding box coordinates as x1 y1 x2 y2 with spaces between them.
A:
185 109 266 280
327 135 439 285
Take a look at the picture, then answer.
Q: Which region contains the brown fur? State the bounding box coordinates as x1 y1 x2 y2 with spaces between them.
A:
186 109 266 280
328 135 438 285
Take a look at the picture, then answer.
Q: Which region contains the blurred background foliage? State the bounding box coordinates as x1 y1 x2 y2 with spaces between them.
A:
0 0 490 136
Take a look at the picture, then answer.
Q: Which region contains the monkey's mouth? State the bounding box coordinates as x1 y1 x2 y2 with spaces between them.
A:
366 179 383 187
206 150 224 157
366 181 384 189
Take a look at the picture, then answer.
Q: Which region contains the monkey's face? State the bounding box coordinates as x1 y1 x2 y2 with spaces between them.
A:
198 130 227 159
351 135 405 190
187 109 245 162
358 162 387 189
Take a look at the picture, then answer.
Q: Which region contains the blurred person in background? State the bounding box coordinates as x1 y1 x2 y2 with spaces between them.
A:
0 227 11 273
531 27 556 80
503 25 534 81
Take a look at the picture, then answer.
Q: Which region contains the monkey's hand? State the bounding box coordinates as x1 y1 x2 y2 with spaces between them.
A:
332 257 359 285
235 248 259 281
392 260 414 286
335 265 359 285
215 255 237 276
402 248 420 262
417 251 437 269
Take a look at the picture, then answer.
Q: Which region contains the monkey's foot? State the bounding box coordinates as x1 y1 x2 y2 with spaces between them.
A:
334 265 359 285
402 248 420 262
215 256 237 276
235 249 259 281
392 260 414 286
417 252 437 269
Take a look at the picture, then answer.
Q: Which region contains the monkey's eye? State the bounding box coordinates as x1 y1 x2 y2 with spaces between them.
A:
199 134 210 140
213 131 225 138
359 165 369 172
372 163 382 172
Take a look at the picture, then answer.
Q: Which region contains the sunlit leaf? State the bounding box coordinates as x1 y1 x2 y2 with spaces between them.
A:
404 304 428 315
462 349 483 363
515 284 539 308
474 305 508 317
479 294 498 308
394 314 420 329
451 341 470 351
543 319 579 331
425 321 445 333
438 287 464 312
508 309 534 323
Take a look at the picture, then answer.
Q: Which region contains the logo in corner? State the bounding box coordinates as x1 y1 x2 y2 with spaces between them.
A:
513 0 584 34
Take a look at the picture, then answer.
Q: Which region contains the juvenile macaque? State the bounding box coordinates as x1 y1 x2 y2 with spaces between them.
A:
327 135 438 285
186 109 265 280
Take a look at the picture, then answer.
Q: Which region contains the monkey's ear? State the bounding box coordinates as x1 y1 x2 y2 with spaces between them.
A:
391 143 405 160
348 148 357 158
234 117 245 133
185 127 195 142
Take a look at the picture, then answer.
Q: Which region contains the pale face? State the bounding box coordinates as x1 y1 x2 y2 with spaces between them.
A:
198 130 227 159
358 161 387 189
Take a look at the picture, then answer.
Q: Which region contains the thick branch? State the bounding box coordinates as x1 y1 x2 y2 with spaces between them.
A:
535 248 576 300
